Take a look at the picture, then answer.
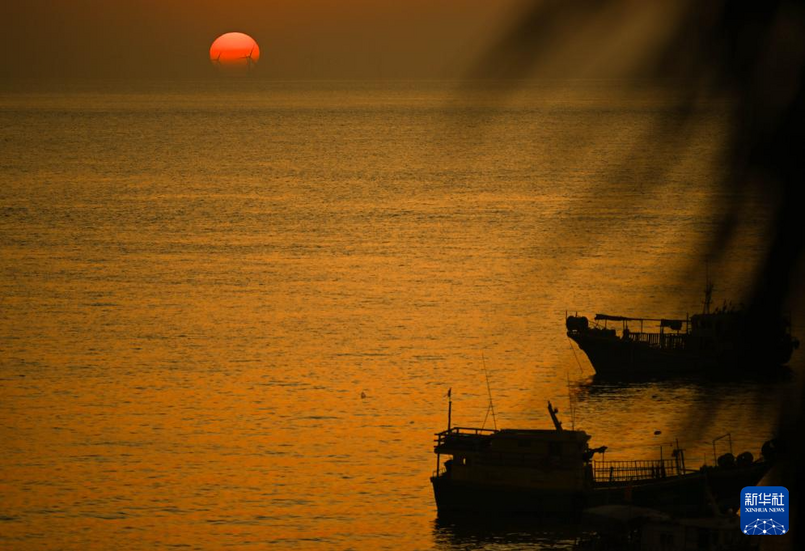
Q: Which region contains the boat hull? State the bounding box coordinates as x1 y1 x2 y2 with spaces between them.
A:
589 474 713 517
567 330 794 377
568 331 711 377
431 475 586 515
432 462 770 517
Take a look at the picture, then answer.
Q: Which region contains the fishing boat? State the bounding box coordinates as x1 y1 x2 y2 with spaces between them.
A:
565 281 798 378
430 402 774 517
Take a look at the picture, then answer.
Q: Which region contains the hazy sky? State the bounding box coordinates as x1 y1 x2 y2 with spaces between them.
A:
0 1 525 80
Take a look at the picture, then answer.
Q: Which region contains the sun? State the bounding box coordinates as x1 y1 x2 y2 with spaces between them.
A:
210 32 260 74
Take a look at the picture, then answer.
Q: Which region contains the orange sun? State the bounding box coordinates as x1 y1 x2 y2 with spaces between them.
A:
210 32 260 74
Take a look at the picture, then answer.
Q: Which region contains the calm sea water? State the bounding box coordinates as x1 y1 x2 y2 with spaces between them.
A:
0 80 800 549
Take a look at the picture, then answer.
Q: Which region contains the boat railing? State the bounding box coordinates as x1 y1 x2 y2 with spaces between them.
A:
622 331 688 350
624 332 661 346
661 333 687 349
433 426 496 452
434 426 496 440
592 459 681 483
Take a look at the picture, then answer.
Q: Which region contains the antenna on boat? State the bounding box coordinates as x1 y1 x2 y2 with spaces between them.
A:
566 370 576 431
446 387 452 431
480 353 497 431
703 263 714 314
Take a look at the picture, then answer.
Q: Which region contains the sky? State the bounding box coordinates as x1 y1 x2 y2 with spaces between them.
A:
0 0 525 80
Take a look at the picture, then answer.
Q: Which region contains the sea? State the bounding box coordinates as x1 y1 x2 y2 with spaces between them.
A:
0 79 801 549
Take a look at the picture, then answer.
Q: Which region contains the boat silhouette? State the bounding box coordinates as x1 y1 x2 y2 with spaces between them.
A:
431 402 775 517
566 281 798 378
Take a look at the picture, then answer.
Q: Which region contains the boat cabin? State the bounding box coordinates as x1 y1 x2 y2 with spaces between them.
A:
434 427 593 492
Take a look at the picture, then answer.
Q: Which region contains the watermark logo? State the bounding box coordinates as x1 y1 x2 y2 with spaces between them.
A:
741 486 788 535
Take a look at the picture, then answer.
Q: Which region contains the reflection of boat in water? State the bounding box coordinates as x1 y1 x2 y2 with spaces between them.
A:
579 505 759 551
430 402 774 517
566 282 798 378
433 503 758 551
433 515 584 550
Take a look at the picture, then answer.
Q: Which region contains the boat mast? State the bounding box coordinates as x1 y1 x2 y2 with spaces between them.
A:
447 388 452 431
703 266 714 314
481 353 498 431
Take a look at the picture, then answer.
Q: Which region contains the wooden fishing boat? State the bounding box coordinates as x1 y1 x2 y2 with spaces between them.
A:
431 402 773 517
566 281 798 378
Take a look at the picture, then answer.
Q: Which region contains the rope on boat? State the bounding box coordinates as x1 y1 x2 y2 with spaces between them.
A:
568 337 585 376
